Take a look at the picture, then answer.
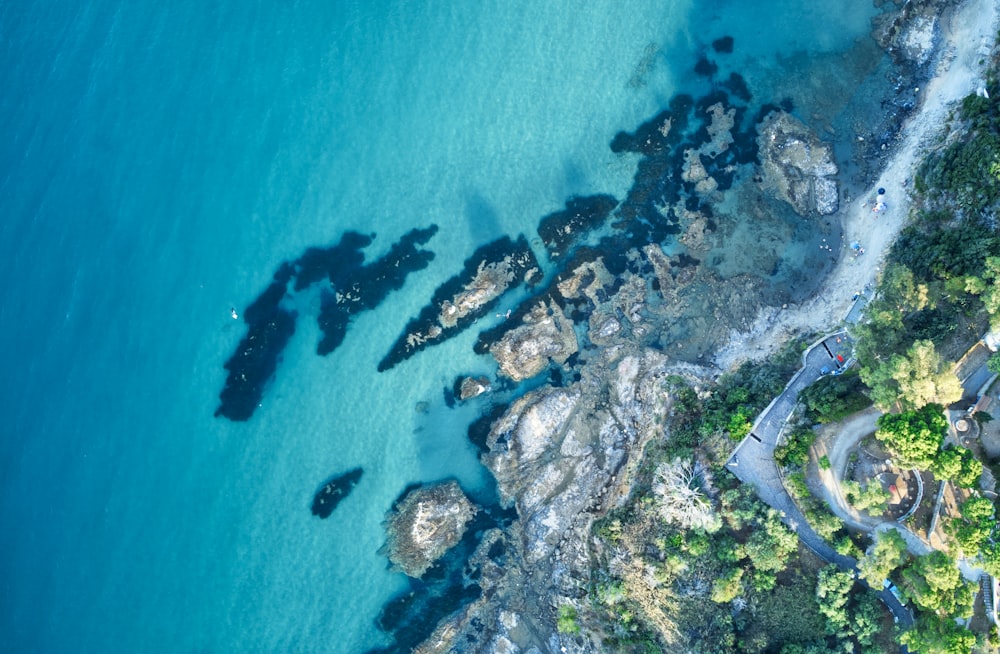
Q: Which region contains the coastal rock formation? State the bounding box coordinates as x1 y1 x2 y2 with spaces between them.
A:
456 376 491 401
383 480 477 579
872 0 942 67
415 350 684 652
703 101 736 157
311 467 363 519
379 235 539 372
489 300 579 381
756 110 839 216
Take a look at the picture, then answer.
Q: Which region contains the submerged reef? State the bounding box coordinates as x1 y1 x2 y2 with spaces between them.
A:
712 35 735 54
378 235 539 372
215 264 297 421
311 467 363 519
536 194 619 259
316 225 438 356
216 227 437 421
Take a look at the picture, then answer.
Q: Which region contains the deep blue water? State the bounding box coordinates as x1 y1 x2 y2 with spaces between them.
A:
0 1 884 652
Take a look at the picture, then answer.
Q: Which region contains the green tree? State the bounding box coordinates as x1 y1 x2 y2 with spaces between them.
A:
982 256 1000 328
875 404 948 470
815 565 853 635
842 480 890 514
899 551 975 617
743 510 799 573
775 428 817 468
931 446 962 480
988 351 1000 374
860 332 961 412
779 644 840 654
711 567 744 603
947 496 995 556
898 613 976 654
890 341 963 411
857 528 909 586
980 540 1000 577
933 446 982 488
849 593 883 646
798 372 872 423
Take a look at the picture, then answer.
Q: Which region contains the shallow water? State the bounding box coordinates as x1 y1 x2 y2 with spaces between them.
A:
0 1 890 651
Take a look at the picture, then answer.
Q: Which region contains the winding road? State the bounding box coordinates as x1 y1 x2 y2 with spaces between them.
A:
724 332 914 628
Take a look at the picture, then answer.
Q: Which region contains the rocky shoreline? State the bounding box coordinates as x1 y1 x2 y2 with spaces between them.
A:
397 1 993 651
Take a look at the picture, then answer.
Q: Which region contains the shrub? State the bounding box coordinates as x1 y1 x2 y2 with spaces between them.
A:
775 428 816 468
798 372 871 423
557 604 581 635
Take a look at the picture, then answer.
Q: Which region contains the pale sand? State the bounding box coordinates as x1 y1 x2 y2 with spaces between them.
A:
713 0 1000 371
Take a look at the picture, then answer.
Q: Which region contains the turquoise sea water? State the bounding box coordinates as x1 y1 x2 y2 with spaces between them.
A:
1 1 885 652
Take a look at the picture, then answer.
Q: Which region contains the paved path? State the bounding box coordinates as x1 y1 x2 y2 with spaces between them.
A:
724 331 914 630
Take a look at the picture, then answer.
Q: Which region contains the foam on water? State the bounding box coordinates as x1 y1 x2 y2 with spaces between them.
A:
0 0 885 651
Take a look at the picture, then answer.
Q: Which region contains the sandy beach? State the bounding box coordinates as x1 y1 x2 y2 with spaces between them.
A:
714 0 1000 371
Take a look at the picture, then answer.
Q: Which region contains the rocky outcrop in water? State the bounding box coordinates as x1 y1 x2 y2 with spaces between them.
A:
400 9 955 649
537 195 619 259
756 110 839 216
456 376 491 401
489 300 579 382
872 0 942 67
383 481 477 579
379 236 539 372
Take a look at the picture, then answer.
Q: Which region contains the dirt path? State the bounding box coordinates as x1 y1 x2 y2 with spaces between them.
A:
811 410 940 558
811 409 882 532
714 0 1000 371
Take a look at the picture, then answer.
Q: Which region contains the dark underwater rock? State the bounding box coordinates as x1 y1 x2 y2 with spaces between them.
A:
722 71 752 102
694 55 718 77
536 194 619 259
316 225 438 355
311 467 363 519
293 231 372 292
610 93 692 156
215 262 297 422
216 227 437 421
378 235 538 372
712 35 734 53
243 262 294 324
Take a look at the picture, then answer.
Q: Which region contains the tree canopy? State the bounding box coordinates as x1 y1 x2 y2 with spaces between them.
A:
856 528 909 587
898 613 976 654
899 551 975 617
947 495 996 557
875 404 948 470
841 480 889 514
798 372 871 424
932 446 983 488
814 565 854 635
